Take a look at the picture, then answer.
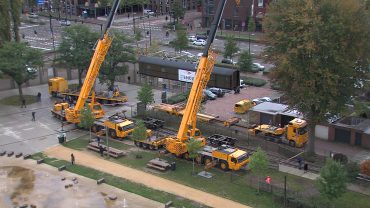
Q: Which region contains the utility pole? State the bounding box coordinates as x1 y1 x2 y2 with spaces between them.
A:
49 5 57 77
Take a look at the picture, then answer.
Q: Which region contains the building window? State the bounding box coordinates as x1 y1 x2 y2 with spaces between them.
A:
258 0 263 7
233 6 239 17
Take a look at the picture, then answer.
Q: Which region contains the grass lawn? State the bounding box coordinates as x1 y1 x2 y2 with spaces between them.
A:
0 95 38 106
31 153 204 208
63 135 370 208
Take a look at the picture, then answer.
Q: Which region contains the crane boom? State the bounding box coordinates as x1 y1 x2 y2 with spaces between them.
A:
65 0 121 123
166 0 233 156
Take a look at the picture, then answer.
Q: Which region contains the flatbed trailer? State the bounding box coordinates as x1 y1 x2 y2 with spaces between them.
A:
60 90 128 106
133 135 167 150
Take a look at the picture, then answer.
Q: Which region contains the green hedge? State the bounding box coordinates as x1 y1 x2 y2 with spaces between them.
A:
241 77 267 87
167 91 190 104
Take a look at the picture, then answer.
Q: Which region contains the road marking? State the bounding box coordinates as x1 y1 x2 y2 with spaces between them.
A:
23 127 35 131
20 25 38 29
29 46 52 51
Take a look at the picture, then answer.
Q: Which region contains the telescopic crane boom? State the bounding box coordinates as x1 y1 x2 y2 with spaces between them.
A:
166 0 238 156
65 0 121 123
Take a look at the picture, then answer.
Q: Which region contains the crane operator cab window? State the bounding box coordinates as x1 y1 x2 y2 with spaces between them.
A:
93 104 102 111
231 157 237 164
297 126 308 135
187 128 201 137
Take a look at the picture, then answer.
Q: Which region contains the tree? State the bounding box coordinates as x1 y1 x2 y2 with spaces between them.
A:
238 51 253 72
171 29 188 52
172 0 185 22
263 0 370 155
248 147 269 193
185 138 202 174
317 159 347 204
0 0 22 44
78 105 96 140
99 33 136 88
360 159 370 176
132 120 147 158
0 42 43 100
247 17 256 33
58 25 98 85
224 35 239 59
137 83 154 110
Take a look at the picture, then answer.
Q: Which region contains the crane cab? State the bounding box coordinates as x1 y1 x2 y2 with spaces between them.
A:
48 77 68 96
286 118 308 147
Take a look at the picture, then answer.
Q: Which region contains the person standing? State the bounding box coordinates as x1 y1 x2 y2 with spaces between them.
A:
21 99 26 108
99 145 104 157
31 112 36 121
71 153 75 165
37 92 41 102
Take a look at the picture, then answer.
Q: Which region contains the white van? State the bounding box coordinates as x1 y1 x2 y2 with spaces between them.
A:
143 9 155 15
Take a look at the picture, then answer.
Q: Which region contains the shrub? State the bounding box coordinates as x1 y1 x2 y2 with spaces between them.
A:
271 83 281 90
360 159 370 176
345 162 360 181
241 77 267 87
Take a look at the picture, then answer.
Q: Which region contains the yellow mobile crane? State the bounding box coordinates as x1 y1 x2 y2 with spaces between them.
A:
165 0 249 171
51 0 121 123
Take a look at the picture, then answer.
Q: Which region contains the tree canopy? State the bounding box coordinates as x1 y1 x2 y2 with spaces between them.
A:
224 35 239 59
317 159 347 202
172 0 185 22
248 147 269 193
172 29 188 52
132 120 147 142
0 42 43 100
58 25 98 85
99 33 136 88
238 51 253 72
78 105 96 130
264 0 370 154
0 0 21 44
185 137 203 174
137 83 154 109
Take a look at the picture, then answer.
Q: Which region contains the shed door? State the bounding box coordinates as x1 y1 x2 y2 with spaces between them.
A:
260 113 273 125
334 128 351 144
355 132 362 146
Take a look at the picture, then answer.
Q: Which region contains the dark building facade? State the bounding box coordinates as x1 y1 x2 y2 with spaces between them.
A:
202 0 252 30
148 0 198 14
201 0 271 31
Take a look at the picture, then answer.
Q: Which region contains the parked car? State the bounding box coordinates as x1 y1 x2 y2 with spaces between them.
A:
60 20 71 26
196 34 207 40
188 35 197 42
252 63 265 71
208 87 225 97
28 13 38 18
221 58 237 65
204 90 217 100
252 97 272 105
240 80 246 88
193 39 206 46
181 51 194 58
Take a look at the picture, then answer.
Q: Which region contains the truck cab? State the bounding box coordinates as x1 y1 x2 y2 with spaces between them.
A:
202 145 250 171
104 117 135 139
234 99 256 114
285 118 308 147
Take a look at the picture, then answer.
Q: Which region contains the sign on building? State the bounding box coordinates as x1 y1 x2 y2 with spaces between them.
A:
37 0 45 5
178 69 195 83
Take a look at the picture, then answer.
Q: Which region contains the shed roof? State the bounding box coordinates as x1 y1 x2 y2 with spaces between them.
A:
250 102 302 118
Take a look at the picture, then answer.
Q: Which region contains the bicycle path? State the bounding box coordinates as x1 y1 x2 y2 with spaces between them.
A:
44 145 250 208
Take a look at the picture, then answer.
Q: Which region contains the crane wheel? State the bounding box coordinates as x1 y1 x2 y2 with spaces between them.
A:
289 140 296 147
220 161 229 171
149 145 155 150
142 143 149 149
91 125 98 132
109 130 117 139
183 153 190 161
195 155 203 164
134 141 142 147
204 157 212 166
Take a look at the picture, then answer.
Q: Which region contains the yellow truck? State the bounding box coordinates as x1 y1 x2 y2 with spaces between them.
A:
196 145 250 171
234 99 256 114
248 118 308 147
92 114 135 139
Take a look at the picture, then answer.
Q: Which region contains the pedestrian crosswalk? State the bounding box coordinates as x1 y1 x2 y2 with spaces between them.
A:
111 25 162 31
24 36 60 51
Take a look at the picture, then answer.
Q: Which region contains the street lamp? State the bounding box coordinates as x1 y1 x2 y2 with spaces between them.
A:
48 5 57 77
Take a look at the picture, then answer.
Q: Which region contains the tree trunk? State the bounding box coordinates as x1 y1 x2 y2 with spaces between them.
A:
307 122 316 156
78 69 83 87
192 158 195 175
257 175 260 194
67 68 72 80
17 82 24 101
